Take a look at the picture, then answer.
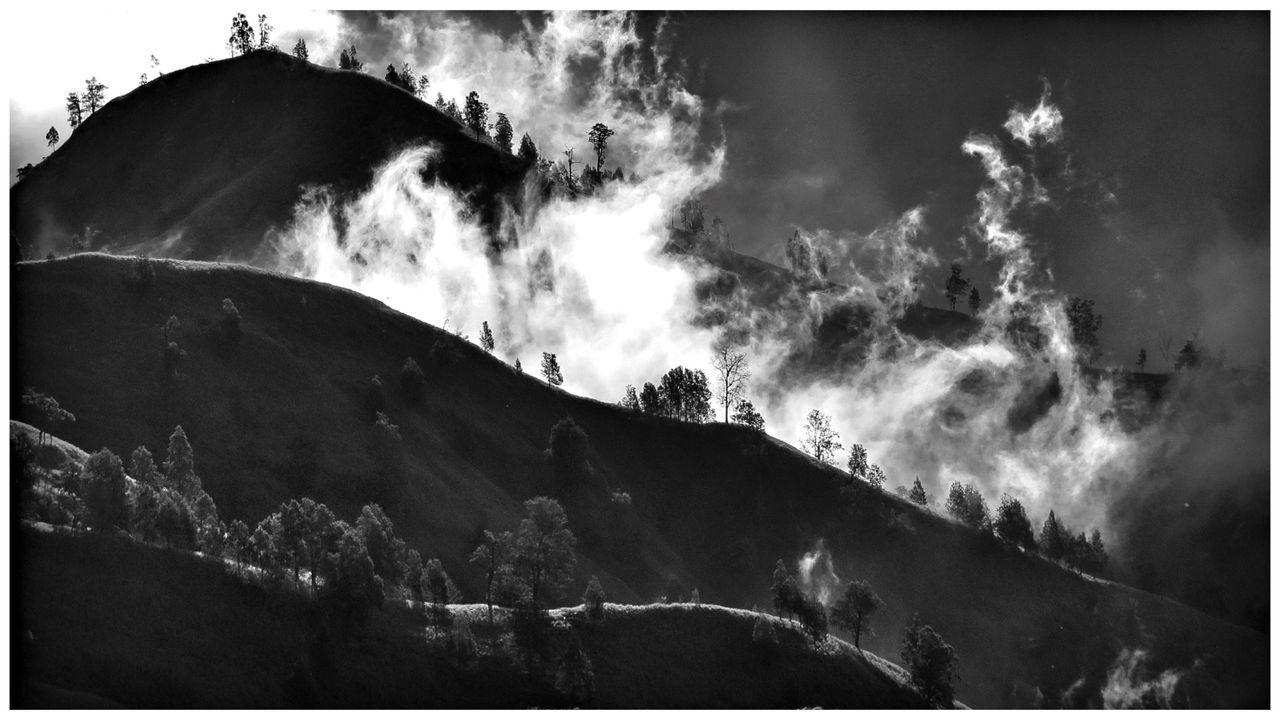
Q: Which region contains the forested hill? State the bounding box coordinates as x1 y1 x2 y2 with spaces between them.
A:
9 49 529 263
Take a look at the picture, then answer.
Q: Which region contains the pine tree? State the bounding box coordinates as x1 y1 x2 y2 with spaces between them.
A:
479 321 495 353
45 126 59 147
540 352 563 386
518 133 539 164
463 91 489 139
968 286 981 315
493 113 514 153
163 425 200 498
292 38 309 61
1041 510 1066 560
909 477 928 506
582 575 606 624
65 93 83 128
944 264 970 312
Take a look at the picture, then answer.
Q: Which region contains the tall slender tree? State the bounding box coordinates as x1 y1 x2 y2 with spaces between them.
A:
493 113 514 153
711 344 750 423
463 91 489 140
587 122 615 173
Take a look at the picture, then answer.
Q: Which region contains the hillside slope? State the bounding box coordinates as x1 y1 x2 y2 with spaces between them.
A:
13 522 928 708
11 254 1268 708
9 50 529 262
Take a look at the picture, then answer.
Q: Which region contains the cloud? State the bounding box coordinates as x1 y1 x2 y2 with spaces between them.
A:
1004 84 1065 148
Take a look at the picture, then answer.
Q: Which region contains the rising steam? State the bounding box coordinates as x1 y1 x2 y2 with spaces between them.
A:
271 11 1256 566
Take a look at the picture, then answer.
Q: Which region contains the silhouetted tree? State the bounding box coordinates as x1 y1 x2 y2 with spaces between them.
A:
479 321 495 353
770 559 800 622
711 344 750 423
657 366 712 423
514 358 523 373
256 14 274 49
901 616 959 707
82 449 130 533
292 38 308 61
45 126 59 147
1135 347 1147 372
968 286 981 315
945 481 989 530
518 133 538 164
65 92 83 128
993 494 1036 551
832 579 882 649
1066 297 1103 364
463 90 489 140
400 356 425 403
514 497 577 607
1041 510 1067 561
619 384 640 410
21 388 75 447
81 77 107 115
639 382 661 415
16 164 34 181
867 464 887 490
228 13 255 55
338 44 363 72
582 575 606 624
587 122 615 173
1175 338 1200 371
730 399 765 431
1087 529 1108 574
540 352 563 386
493 113 514 153
944 264 969 312
909 477 928 506
802 409 842 465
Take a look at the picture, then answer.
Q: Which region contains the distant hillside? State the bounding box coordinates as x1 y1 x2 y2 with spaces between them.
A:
14 520 930 709
9 50 529 262
12 254 1266 708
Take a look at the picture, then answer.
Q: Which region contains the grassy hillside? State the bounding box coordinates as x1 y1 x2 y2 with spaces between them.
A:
13 523 927 708
11 254 1267 708
9 50 529 262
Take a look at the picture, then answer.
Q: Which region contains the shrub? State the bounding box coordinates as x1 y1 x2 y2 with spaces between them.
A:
400 356 426 404
582 576 605 625
82 449 130 533
220 298 242 341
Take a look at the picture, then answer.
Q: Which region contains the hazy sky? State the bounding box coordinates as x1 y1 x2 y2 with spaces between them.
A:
7 10 1269 365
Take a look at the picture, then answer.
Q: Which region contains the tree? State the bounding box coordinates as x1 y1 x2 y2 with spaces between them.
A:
993 494 1036 550
518 133 538 164
323 526 384 626
901 617 959 707
224 519 252 564
546 417 591 492
679 197 706 234
65 92 83 128
944 264 970 312
619 384 640 410
21 388 75 447
16 164 34 181
1175 338 1200 371
355 503 407 585
752 607 779 647
909 477 928 506
849 443 870 484
416 76 431 97
1040 510 1067 561
463 90 489 140
479 321 495 353
81 77 107 115
867 464 887 490
256 14 274 49
129 445 162 488
540 352 563 386
582 575 606 624
338 44 363 72
425 557 461 624
46 126 59 147
638 382 661 414
163 425 201 499
292 38 309 61
831 579 883 650
770 559 800 622
730 399 765 431
1087 529 1109 575
656 366 713 423
400 356 425 403
801 409 842 465
228 13 255 56
514 358 523 373
470 529 517 624
587 123 615 174
968 286 981 315
493 113 514 153
82 449 130 533
1135 347 1147 372
711 344 750 423
795 592 829 645
156 489 196 550
945 481 989 530
514 497 577 607
1066 297 1103 364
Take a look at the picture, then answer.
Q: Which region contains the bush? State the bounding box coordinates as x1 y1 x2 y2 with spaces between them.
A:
582 576 605 625
220 298 242 341
81 449 130 533
400 356 425 404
